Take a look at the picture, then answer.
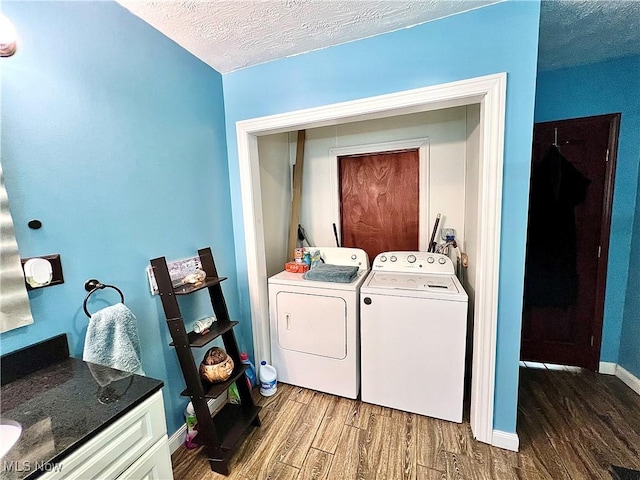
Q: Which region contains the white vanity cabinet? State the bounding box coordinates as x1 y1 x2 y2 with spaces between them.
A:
40 391 173 480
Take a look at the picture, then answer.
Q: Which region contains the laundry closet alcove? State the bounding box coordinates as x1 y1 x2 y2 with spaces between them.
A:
235 73 509 449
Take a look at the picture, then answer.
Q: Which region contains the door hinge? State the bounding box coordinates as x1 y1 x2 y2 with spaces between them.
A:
591 335 595 347
606 149 610 162
598 246 601 258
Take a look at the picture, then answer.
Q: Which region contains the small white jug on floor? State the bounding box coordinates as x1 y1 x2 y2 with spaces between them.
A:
259 361 277 397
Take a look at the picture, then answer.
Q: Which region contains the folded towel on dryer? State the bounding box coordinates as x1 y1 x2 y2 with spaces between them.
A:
303 264 359 283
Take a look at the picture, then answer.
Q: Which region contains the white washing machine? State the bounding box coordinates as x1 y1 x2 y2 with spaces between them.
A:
268 247 369 399
360 251 468 422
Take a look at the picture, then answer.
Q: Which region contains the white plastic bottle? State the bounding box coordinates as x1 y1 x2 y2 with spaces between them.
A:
193 316 215 334
259 361 277 397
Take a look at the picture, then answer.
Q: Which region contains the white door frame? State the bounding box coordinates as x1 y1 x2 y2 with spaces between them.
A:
235 73 507 446
329 138 430 251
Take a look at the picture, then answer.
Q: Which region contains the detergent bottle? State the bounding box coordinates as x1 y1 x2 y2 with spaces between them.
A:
259 361 277 397
240 352 257 388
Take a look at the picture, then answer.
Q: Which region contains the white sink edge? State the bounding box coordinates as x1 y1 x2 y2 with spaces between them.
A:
0 421 22 459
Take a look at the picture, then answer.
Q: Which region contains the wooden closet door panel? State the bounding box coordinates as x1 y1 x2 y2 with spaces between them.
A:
339 149 419 262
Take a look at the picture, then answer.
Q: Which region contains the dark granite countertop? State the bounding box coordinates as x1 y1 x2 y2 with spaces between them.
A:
0 357 163 480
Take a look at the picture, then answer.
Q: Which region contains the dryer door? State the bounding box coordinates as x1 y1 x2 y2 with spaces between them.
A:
275 291 347 359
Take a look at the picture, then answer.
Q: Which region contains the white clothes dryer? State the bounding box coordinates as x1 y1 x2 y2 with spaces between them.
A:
360 251 468 422
268 247 369 399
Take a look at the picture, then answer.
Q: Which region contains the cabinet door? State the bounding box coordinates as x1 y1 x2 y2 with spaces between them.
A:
275 292 347 359
118 437 173 480
40 392 167 480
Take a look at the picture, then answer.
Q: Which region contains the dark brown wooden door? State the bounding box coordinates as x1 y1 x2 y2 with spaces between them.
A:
339 149 419 262
520 114 619 371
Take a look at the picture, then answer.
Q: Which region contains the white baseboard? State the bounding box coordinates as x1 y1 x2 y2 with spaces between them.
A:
491 430 519 452
168 424 188 454
615 365 640 396
168 395 228 454
599 362 617 375
597 362 640 397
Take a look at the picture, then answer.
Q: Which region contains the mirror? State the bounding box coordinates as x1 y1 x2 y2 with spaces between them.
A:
0 161 34 332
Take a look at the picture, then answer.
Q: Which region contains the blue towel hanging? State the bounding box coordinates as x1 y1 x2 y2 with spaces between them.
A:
83 303 145 375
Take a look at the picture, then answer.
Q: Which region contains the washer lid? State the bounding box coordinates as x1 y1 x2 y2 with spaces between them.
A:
366 272 459 294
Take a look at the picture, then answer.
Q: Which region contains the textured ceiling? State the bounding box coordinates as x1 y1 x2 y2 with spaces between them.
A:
538 0 640 71
116 0 500 73
116 0 640 74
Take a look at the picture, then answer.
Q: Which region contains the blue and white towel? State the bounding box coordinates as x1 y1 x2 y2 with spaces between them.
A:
83 303 145 375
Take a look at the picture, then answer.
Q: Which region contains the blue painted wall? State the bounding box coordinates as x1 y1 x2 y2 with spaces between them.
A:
0 1 239 435
222 1 541 433
620 171 640 377
618 57 640 378
534 55 640 366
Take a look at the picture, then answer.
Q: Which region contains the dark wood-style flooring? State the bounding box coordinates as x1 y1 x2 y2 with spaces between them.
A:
171 367 640 479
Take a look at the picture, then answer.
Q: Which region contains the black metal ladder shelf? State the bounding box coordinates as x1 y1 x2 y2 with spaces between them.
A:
150 247 261 476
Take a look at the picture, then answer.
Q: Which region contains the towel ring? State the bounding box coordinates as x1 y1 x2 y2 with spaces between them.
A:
83 279 125 318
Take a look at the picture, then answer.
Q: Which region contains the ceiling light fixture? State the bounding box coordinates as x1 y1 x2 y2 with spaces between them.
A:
0 13 18 57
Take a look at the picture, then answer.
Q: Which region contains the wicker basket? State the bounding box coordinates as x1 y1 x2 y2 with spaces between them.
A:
199 347 234 383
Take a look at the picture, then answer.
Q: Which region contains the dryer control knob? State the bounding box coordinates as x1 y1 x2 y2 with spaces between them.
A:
407 254 416 263
427 257 435 263
390 256 397 262
364 297 372 305
380 255 387 262
351 254 357 260
438 257 446 264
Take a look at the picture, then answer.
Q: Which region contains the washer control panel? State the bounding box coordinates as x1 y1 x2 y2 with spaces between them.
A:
372 251 454 274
